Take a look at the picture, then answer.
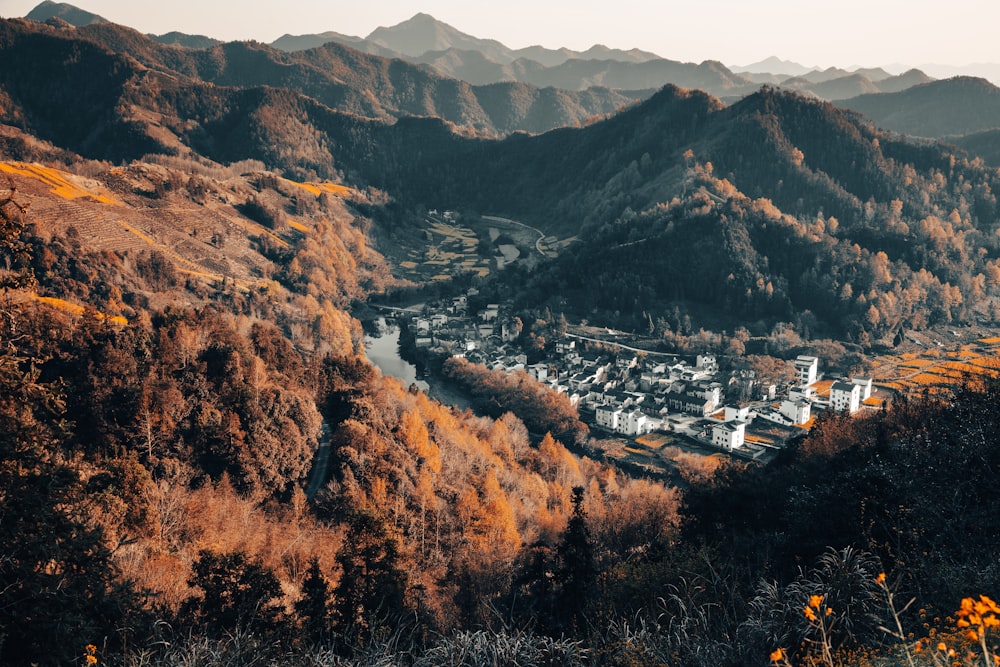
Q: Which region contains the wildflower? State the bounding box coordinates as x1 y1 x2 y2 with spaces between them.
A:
876 572 886 584
809 594 824 609
770 647 785 663
825 607 833 616
938 642 948 652
804 605 817 622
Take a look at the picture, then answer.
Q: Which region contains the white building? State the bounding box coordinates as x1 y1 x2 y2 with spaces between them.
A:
852 377 873 400
697 354 718 371
779 399 812 425
712 420 746 451
595 404 622 431
724 404 752 422
528 363 549 382
789 385 817 403
830 380 861 414
794 355 819 386
621 409 650 436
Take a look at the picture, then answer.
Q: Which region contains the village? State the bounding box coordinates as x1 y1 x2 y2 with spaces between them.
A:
380 291 896 471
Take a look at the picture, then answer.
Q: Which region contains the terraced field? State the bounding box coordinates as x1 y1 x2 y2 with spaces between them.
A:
871 340 1000 395
3 160 294 290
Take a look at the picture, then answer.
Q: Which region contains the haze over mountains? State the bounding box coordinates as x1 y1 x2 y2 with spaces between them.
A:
24 0 1000 107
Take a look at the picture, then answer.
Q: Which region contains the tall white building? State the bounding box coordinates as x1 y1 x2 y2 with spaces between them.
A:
794 355 819 386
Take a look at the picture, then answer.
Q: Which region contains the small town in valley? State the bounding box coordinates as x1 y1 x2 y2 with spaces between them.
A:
367 292 917 478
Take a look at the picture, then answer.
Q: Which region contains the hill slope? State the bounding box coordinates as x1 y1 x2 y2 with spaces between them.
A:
839 76 1000 137
4 17 640 139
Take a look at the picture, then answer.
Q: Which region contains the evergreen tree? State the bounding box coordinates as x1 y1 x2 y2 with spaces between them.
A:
185 550 284 636
295 557 331 645
333 509 407 645
556 486 596 632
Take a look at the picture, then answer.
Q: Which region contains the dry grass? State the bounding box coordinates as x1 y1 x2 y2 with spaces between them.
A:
0 161 121 205
32 294 128 325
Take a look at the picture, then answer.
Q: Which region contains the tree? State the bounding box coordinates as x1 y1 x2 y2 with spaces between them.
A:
0 175 33 290
0 304 136 665
333 509 407 645
295 557 331 645
555 486 595 632
185 550 285 636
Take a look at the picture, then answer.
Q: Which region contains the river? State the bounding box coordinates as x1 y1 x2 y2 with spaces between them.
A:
364 320 429 391
364 319 473 410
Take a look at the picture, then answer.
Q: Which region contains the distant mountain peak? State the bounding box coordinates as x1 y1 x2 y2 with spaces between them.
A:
25 1 107 27
733 56 814 76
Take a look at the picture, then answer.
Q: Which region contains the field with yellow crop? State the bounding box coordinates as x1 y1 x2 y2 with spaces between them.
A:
0 162 120 205
872 340 1000 398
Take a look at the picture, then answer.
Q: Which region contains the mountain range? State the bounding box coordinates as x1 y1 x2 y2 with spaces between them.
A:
5 5 1000 348
29 1 1000 106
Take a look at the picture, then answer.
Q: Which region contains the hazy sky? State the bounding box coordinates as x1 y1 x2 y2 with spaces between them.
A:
4 0 999 68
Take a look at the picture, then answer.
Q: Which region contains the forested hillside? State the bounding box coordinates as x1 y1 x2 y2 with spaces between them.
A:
0 18 640 139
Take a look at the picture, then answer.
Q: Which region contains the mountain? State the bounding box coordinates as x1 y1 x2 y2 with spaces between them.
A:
367 12 513 62
23 0 105 26
149 31 221 49
915 61 1000 86
733 56 815 77
372 86 1000 343
780 72 881 100
776 68 933 101
270 30 401 58
951 128 1000 165
874 68 934 93
839 76 1000 137
5 12 1000 346
429 53 756 96
5 18 640 139
274 12 749 96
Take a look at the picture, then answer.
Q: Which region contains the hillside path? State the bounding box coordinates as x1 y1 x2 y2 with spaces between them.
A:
305 420 333 500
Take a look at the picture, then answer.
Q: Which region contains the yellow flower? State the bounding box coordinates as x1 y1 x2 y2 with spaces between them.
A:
937 642 948 652
876 572 886 584
85 645 97 654
86 655 98 665
809 594 824 609
825 607 833 616
769 647 785 663
804 605 817 622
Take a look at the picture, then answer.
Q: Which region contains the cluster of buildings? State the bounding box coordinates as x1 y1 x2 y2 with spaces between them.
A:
403 297 885 458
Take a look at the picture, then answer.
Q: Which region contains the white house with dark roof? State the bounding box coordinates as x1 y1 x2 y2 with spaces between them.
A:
595 404 622 431
621 409 650 436
830 380 861 413
712 420 746 451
